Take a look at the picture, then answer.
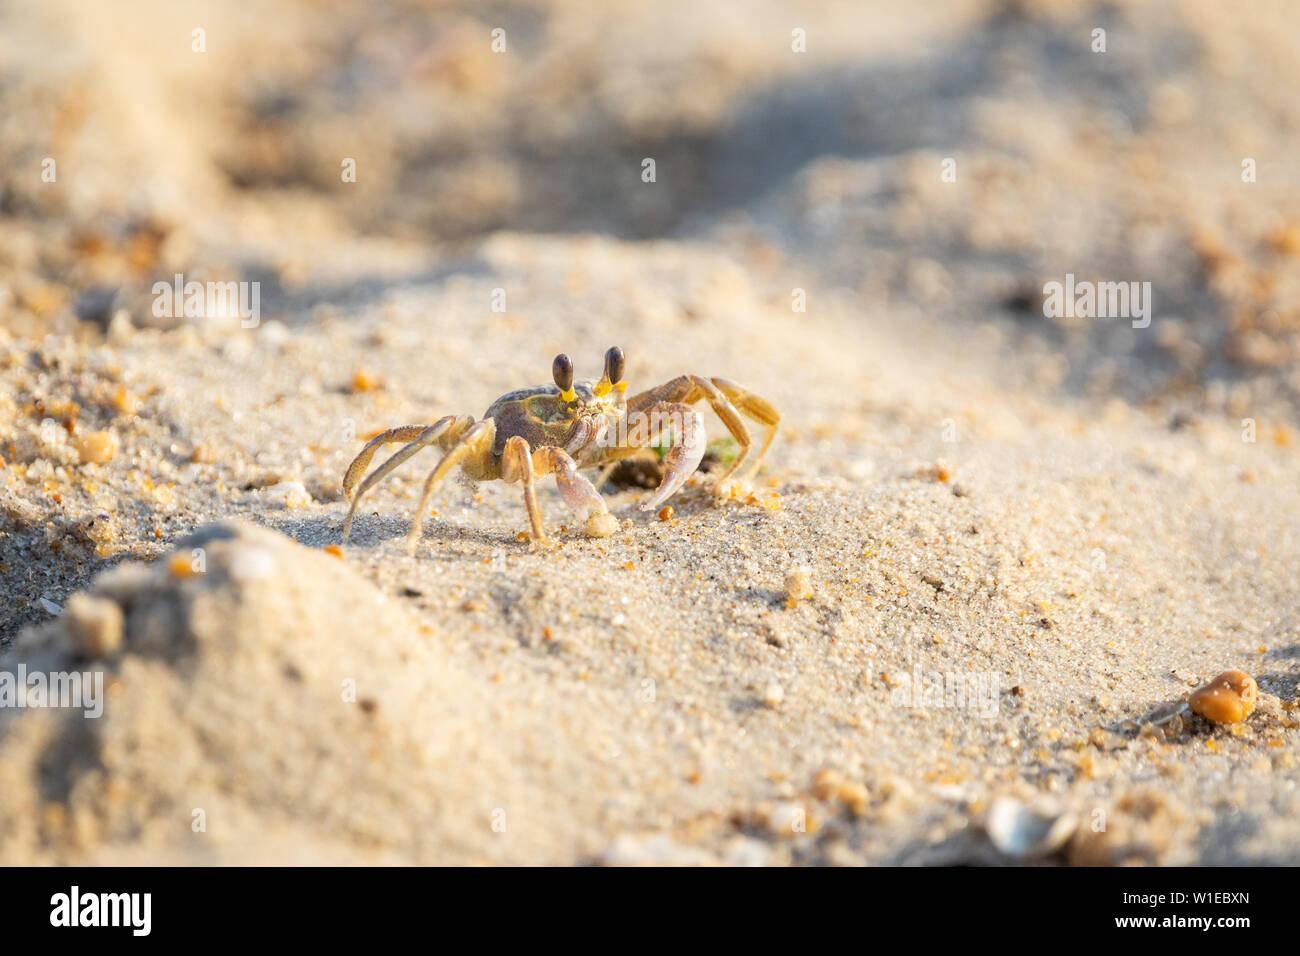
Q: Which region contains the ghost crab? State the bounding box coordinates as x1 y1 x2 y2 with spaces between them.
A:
341 346 780 551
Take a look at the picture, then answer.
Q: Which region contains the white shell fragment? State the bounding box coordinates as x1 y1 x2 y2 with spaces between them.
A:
263 480 313 509
985 797 1077 860
763 683 785 708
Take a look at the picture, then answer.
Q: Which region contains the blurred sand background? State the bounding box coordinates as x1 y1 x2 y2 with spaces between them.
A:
2 0 1300 864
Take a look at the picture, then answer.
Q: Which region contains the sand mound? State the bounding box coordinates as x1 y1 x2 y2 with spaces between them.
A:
0 520 533 864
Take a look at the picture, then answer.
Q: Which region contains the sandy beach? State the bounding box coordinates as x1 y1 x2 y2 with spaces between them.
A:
2 0 1300 865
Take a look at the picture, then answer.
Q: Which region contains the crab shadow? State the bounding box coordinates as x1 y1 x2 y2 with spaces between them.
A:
257 500 681 557
257 510 498 556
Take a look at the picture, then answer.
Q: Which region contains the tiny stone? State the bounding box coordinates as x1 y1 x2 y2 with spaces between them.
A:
811 768 843 799
1189 670 1258 724
784 566 812 605
585 512 618 538
65 593 125 658
265 480 312 509
106 309 135 344
74 431 118 465
763 683 785 708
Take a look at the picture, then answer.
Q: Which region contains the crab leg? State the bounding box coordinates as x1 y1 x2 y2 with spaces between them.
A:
343 424 430 500
710 377 780 482
501 440 617 543
342 416 473 540
627 374 780 486
407 419 496 554
533 447 602 518
632 401 706 511
502 435 548 544
533 446 618 537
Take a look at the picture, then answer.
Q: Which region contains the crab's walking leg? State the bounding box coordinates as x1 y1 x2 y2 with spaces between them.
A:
631 401 706 512
627 375 780 488
345 424 432 501
710 378 780 482
407 420 496 554
501 435 548 544
342 416 473 540
533 446 619 537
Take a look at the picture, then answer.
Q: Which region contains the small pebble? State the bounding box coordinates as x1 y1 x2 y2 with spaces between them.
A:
584 512 617 538
65 593 124 657
106 309 135 345
112 386 141 415
836 781 870 817
1189 670 1258 724
74 431 118 465
264 480 312 509
763 683 785 708
168 554 199 578
783 566 812 606
811 768 844 799
764 801 805 836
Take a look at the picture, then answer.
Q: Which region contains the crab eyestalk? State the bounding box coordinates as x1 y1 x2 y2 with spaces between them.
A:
553 353 576 402
594 346 625 397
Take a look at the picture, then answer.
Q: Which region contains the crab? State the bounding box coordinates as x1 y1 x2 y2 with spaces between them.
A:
341 346 780 551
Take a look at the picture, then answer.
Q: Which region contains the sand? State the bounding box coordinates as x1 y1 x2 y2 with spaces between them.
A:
2 0 1300 865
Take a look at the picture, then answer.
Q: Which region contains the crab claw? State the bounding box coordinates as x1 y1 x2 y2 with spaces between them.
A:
543 448 617 538
641 410 705 511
